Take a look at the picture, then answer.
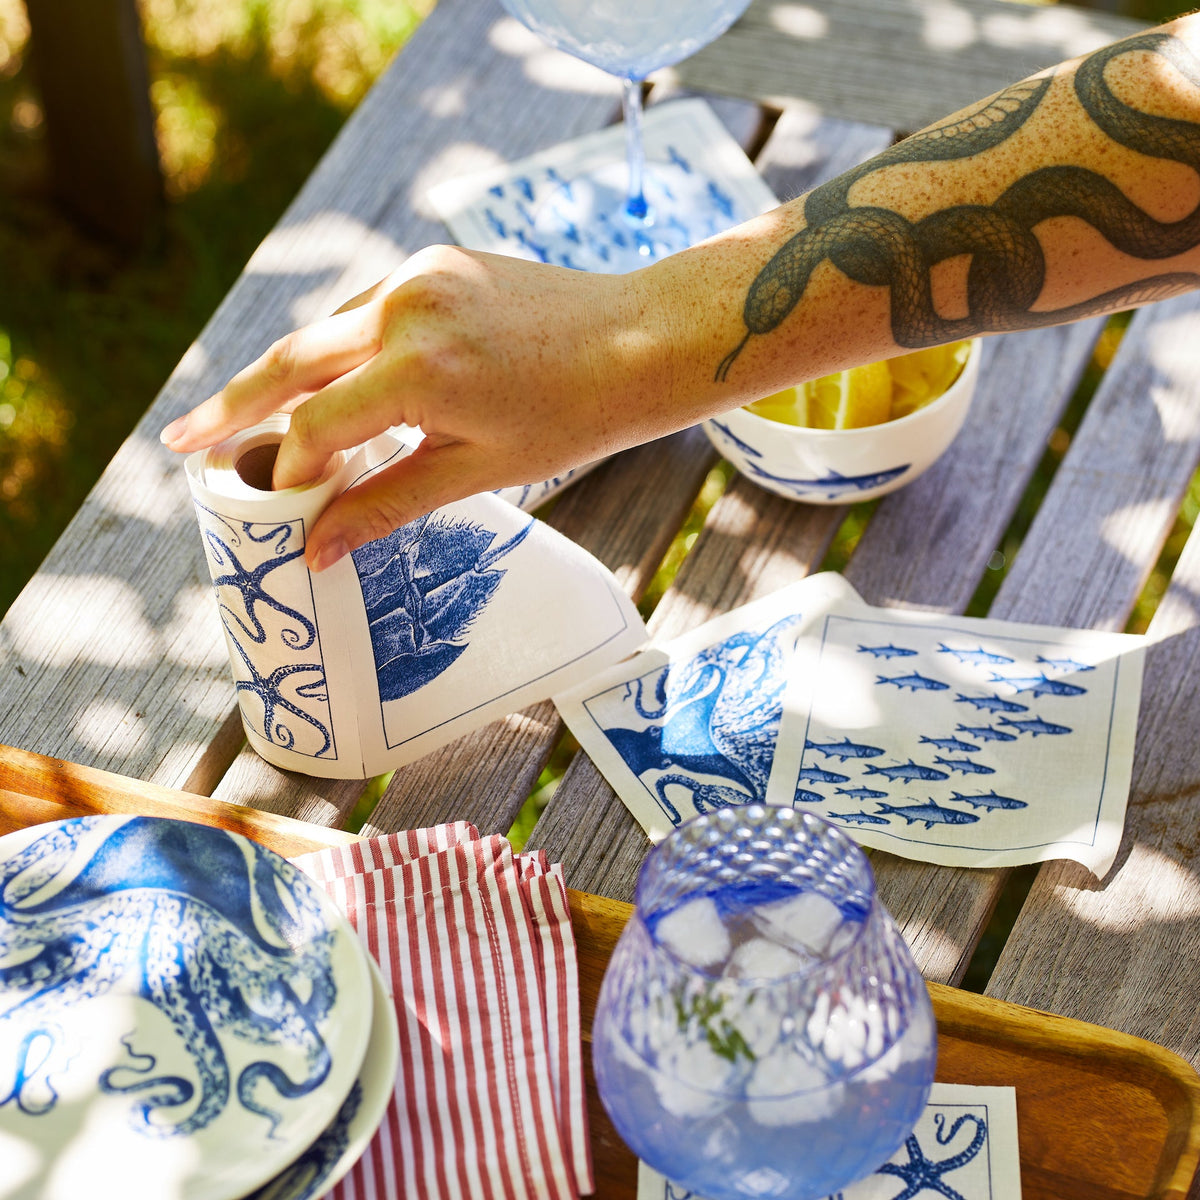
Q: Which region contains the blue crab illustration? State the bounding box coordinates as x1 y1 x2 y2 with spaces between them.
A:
353 513 533 703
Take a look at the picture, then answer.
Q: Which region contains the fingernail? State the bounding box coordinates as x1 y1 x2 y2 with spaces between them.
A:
160 414 189 447
310 538 349 573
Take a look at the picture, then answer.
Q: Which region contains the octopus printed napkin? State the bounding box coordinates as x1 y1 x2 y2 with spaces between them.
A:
636 1084 1021 1200
292 825 593 1200
765 592 1144 878
552 573 860 839
429 99 778 275
186 417 646 778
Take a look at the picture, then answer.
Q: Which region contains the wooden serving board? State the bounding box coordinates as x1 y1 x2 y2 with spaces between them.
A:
2 744 1199 1200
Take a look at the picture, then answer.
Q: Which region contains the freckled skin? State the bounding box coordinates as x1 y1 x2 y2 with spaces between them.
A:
162 16 1200 566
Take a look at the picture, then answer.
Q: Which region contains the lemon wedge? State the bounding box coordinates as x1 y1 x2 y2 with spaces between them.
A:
743 341 972 429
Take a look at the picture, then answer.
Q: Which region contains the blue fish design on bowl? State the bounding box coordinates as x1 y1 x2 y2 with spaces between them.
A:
0 816 373 1200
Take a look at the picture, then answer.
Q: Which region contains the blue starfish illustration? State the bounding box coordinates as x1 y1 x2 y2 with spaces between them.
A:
226 623 332 756
875 1112 987 1199
201 514 316 651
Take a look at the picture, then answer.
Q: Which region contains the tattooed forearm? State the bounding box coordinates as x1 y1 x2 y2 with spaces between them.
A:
715 31 1200 383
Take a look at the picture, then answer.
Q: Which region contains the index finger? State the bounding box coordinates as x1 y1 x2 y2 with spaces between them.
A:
160 304 384 452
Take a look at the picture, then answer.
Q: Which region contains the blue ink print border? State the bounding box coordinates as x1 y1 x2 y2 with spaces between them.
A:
196 503 337 761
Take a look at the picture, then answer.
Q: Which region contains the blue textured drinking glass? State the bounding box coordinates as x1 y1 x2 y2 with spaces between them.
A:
592 805 936 1200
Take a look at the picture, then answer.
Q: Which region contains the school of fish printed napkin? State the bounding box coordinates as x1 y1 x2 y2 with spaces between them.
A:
552 572 1144 877
428 99 778 274
635 1084 1022 1200
186 417 646 778
291 824 593 1199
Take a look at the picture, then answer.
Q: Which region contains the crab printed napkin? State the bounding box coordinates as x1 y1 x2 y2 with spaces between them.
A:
636 1084 1021 1200
186 419 646 778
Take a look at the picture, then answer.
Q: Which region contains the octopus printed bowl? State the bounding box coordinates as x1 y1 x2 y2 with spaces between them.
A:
0 815 376 1200
702 339 981 505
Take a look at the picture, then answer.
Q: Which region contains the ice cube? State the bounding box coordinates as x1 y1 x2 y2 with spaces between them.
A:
725 937 808 981
653 1040 737 1118
752 891 846 956
655 896 731 969
746 1048 842 1126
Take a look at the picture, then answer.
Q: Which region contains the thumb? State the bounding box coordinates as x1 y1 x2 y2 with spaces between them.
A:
304 441 500 571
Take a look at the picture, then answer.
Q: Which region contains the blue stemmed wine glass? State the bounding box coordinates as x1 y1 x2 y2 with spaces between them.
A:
495 0 755 271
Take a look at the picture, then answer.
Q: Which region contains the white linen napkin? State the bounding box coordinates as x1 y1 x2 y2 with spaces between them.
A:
292 825 593 1199
186 419 646 778
635 1084 1021 1200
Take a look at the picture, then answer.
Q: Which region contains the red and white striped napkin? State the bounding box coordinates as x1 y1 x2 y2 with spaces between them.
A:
293 824 593 1199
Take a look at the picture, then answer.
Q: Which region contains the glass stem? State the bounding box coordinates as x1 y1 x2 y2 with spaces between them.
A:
622 76 649 222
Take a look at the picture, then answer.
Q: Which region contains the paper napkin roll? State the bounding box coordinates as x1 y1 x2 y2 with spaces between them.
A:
186 417 646 777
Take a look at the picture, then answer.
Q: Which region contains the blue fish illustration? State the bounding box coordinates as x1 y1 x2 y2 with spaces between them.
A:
858 644 917 660
989 671 1087 698
805 737 885 761
919 735 979 753
835 785 889 801
795 788 826 803
830 810 890 826
743 460 911 500
875 800 980 828
998 715 1072 736
863 759 949 782
955 693 1029 713
876 672 949 693
934 755 996 776
956 723 1017 743
797 766 850 785
951 790 1028 811
1036 655 1095 672
937 644 1014 666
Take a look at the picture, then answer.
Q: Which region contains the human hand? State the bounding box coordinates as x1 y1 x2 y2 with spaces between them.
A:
160 245 674 570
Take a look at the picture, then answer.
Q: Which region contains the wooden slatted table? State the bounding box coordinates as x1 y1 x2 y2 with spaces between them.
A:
4 0 1200 1195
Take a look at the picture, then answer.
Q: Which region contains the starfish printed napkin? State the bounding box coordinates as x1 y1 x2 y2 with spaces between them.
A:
636 1084 1021 1200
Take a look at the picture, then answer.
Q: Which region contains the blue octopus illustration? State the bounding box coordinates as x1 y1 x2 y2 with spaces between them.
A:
353 513 533 703
597 614 804 823
875 1110 988 1199
0 818 340 1139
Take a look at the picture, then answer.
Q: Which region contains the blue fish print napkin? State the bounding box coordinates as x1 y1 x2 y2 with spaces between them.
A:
767 589 1144 878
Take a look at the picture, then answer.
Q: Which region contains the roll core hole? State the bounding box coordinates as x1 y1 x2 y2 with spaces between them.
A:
236 441 281 491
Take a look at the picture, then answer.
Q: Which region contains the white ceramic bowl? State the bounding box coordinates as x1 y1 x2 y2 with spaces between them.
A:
702 339 981 504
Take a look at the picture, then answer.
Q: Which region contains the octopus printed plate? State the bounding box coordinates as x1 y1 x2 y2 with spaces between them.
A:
0 815 374 1200
246 949 400 1200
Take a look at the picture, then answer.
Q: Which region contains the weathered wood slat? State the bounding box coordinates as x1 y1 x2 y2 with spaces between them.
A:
0 0 626 796
984 296 1200 1083
668 0 1145 133
527 113 898 895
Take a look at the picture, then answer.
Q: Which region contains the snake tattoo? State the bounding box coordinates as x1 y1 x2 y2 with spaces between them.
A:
716 31 1200 381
